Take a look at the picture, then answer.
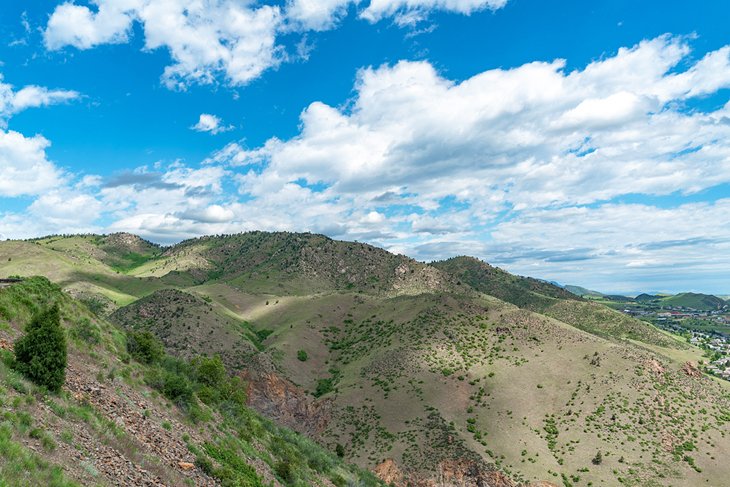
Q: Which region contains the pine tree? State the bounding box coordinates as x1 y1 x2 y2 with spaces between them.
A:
14 304 68 392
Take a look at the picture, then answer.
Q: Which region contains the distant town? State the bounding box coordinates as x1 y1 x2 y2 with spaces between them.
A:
605 295 730 381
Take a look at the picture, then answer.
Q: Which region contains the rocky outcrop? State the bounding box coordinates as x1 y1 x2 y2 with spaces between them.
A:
373 457 558 487
682 361 701 378
241 366 331 437
374 459 404 485
645 359 665 377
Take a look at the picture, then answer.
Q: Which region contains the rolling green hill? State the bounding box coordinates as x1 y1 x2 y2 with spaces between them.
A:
139 232 460 296
431 256 579 310
0 233 729 487
635 293 661 302
109 289 260 369
432 256 677 347
661 292 727 310
563 285 604 298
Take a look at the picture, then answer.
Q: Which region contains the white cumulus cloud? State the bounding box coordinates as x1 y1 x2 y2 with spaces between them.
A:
0 75 79 124
45 0 283 89
0 73 79 198
191 113 233 134
44 0 513 88
0 131 65 197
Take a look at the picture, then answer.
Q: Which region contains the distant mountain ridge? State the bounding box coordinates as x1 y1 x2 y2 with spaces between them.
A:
661 292 728 310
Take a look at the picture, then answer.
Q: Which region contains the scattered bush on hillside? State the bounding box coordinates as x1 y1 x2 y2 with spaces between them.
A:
78 295 107 316
69 318 101 345
297 349 308 362
126 330 164 364
13 304 68 392
592 451 603 465
124 329 383 486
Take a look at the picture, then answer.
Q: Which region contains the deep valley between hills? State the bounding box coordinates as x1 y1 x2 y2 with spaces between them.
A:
0 231 728 487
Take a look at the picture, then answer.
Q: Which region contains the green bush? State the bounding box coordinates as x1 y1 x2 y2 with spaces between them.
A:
193 355 226 388
297 350 308 362
14 305 67 392
194 455 214 475
127 331 164 364
69 318 101 345
161 371 194 406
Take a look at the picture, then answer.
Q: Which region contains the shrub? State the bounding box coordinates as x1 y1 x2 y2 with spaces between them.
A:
161 371 194 406
192 355 226 388
194 455 214 475
297 350 308 362
70 318 101 345
127 331 164 364
592 451 603 465
14 305 67 392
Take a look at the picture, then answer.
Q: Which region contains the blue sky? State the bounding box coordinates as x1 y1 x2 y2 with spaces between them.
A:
1 0 730 294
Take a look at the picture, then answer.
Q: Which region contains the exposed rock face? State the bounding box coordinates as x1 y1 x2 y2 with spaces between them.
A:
646 359 665 377
373 457 558 487
103 232 156 255
682 361 701 378
374 458 404 485
241 366 331 437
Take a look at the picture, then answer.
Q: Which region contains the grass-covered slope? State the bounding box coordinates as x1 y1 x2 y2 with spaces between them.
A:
151 232 459 296
254 289 730 486
432 256 679 348
30 233 160 273
0 237 164 310
661 292 727 310
0 277 385 487
432 256 580 310
2 233 729 486
563 285 604 298
109 288 260 369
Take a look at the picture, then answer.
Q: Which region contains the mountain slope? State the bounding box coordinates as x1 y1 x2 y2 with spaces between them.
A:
140 232 460 296
0 277 386 487
661 292 727 310
432 256 579 310
251 286 729 486
109 288 260 369
563 285 604 298
432 256 677 347
2 233 729 487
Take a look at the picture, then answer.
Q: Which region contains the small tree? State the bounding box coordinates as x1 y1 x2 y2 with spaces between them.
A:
127 330 164 364
297 349 308 362
14 304 68 392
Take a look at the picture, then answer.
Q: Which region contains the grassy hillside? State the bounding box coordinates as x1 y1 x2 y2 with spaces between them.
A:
0 237 164 310
432 256 677 347
563 285 604 298
150 232 460 296
2 233 730 486
635 293 661 302
109 289 260 369
0 277 385 487
432 257 579 309
253 288 730 486
661 292 727 310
